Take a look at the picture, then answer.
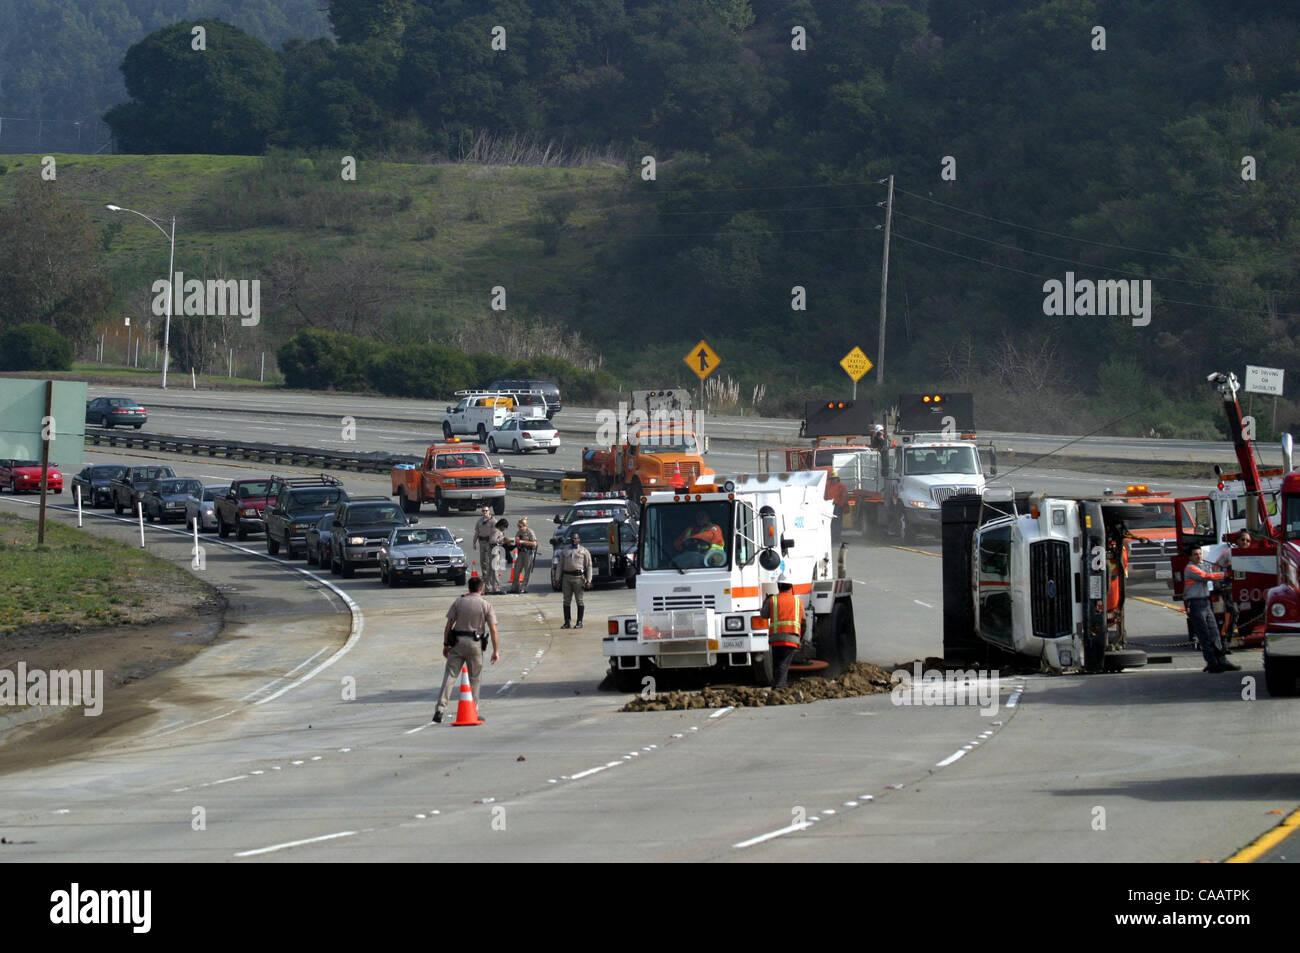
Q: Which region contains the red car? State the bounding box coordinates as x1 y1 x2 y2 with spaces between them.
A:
0 459 63 494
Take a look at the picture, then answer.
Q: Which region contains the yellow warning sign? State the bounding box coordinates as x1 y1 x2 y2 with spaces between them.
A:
685 340 720 380
840 346 873 382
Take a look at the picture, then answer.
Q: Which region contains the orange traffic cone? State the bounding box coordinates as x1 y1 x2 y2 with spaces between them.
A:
451 664 484 726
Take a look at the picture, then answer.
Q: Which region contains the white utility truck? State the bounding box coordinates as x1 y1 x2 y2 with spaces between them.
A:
442 390 547 442
603 470 857 690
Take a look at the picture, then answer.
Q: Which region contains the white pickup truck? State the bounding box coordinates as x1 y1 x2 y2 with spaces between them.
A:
441 390 547 442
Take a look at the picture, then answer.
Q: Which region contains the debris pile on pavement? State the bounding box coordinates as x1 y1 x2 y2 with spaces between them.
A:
621 662 897 711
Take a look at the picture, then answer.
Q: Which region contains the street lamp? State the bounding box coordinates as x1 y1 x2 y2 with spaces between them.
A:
106 204 176 389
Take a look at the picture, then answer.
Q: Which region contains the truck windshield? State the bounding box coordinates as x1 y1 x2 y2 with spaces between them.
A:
1124 502 1177 530
436 453 490 469
640 501 732 571
903 446 979 475
633 433 698 454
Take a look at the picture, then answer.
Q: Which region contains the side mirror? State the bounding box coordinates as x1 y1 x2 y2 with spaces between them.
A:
759 549 782 571
553 515 562 524
409 517 420 525
454 536 464 544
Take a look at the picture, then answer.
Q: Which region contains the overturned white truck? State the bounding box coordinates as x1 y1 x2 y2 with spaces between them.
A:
941 492 1148 673
603 470 857 690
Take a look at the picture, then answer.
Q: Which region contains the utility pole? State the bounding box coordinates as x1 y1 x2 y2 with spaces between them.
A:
877 174 894 389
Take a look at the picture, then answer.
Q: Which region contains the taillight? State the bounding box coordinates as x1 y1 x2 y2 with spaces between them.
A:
522 432 531 439
607 620 619 635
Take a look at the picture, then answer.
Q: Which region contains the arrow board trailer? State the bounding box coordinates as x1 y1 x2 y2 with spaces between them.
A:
941 493 1148 674
604 470 857 691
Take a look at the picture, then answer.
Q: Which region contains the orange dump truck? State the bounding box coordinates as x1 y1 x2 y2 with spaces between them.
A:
581 426 712 502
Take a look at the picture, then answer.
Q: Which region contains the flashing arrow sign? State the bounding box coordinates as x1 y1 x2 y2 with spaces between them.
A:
686 339 720 380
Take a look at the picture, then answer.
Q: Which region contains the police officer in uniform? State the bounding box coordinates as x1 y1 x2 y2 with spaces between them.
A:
434 576 501 722
473 506 497 592
511 517 537 593
558 530 593 629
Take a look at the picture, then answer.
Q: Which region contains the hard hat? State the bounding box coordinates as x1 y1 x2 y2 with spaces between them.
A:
873 424 884 433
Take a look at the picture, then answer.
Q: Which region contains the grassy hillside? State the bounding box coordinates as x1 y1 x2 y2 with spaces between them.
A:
0 152 638 375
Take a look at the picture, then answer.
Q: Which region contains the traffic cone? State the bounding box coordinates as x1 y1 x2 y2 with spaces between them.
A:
451 664 484 726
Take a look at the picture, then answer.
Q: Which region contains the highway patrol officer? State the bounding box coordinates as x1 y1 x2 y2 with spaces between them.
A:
559 530 593 629
511 517 538 593
473 506 497 591
434 576 500 722
1184 546 1240 674
765 573 803 688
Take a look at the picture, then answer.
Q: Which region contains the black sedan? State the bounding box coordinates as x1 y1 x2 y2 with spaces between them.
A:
550 518 638 590
71 464 127 508
141 478 205 524
86 397 148 429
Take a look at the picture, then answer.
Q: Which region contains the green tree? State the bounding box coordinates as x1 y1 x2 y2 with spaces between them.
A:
105 19 284 154
0 179 113 346
0 324 74 371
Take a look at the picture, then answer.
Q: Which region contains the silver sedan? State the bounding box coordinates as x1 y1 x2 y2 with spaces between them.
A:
185 484 228 532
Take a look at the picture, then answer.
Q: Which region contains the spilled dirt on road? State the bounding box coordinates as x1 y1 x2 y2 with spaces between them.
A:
621 662 897 711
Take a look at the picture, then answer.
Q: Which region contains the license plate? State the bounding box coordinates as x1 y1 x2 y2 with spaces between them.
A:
536 440 550 446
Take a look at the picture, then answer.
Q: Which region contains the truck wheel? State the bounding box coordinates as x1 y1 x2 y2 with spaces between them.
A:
400 490 420 514
114 498 124 515
340 557 355 579
512 440 521 454
435 490 449 516
751 651 774 687
1264 656 1298 697
236 522 248 541
267 533 280 556
477 424 488 443
1102 649 1147 672
613 664 644 694
492 496 506 516
1083 628 1106 673
442 421 453 440
101 414 112 429
548 447 558 454
306 542 319 566
218 514 230 538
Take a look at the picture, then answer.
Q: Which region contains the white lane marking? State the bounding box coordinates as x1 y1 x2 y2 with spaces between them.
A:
210 775 249 786
284 646 330 678
496 680 515 695
570 762 622 780
935 749 968 767
732 820 810 849
405 723 433 735
709 707 734 719
844 801 858 808
1006 690 1022 708
913 599 933 608
148 708 236 740
235 830 358 858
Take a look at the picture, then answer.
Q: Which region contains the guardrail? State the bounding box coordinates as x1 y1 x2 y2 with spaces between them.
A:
83 427 580 493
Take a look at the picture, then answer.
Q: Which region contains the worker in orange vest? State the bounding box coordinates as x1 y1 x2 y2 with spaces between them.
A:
766 572 803 688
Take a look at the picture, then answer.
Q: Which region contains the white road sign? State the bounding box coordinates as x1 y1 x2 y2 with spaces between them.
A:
1245 365 1284 396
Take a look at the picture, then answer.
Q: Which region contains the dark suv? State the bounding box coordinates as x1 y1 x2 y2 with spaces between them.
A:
328 497 416 578
487 379 561 418
264 476 348 559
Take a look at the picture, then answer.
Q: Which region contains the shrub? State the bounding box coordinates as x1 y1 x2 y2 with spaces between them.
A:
276 328 379 391
365 345 475 398
0 323 73 371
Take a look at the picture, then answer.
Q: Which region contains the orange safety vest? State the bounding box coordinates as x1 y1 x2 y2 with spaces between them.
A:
768 591 802 648
676 523 725 550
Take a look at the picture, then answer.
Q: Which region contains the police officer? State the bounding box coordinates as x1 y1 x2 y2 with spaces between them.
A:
473 506 497 592
1185 545 1240 673
558 530 593 629
511 517 537 593
765 573 803 688
433 576 500 722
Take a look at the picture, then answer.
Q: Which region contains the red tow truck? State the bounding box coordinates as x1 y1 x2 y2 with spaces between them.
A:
1171 371 1298 694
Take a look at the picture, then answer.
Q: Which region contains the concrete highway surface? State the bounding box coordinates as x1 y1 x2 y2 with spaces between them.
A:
0 388 1296 863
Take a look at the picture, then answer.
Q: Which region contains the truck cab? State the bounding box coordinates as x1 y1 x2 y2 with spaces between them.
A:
887 435 988 541
392 440 506 516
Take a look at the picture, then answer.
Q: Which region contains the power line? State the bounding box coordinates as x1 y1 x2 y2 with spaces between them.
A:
894 186 1266 266
893 208 1270 293
893 230 1300 319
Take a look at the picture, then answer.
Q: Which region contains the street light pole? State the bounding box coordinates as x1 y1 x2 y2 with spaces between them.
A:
106 204 176 389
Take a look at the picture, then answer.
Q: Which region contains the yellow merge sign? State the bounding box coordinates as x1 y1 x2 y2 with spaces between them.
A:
685 339 720 380
840 346 873 382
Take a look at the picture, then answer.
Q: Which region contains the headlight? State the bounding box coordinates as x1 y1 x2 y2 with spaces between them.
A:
646 478 658 484
242 507 259 517
392 557 407 568
907 499 937 509
724 615 745 632
442 478 458 487
1271 603 1289 618
347 535 366 545
452 556 465 565
625 620 639 635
